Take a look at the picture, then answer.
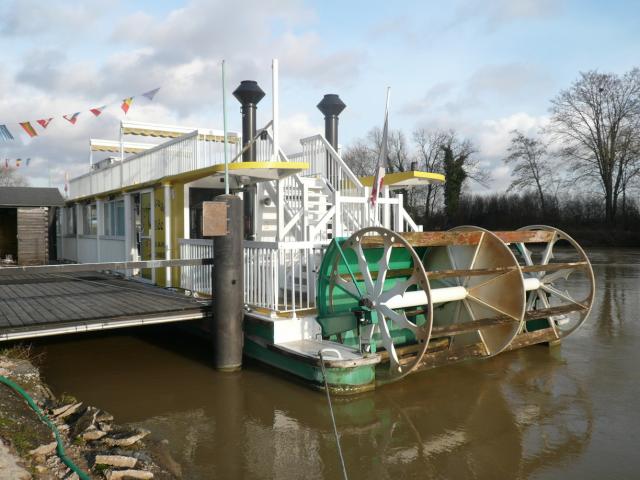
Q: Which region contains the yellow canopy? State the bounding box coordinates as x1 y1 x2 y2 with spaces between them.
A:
360 171 445 190
90 139 153 154
121 121 240 143
210 162 309 184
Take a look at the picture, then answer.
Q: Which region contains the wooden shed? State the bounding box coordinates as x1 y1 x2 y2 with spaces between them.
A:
0 187 64 266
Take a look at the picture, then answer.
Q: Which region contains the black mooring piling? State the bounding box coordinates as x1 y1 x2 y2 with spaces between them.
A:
212 194 244 371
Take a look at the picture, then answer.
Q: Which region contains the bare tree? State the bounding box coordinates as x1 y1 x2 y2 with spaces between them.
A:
503 130 553 213
0 167 29 187
413 128 447 222
549 68 640 223
342 140 376 177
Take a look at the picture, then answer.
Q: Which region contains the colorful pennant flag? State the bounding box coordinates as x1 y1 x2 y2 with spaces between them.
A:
121 97 134 114
37 118 53 129
142 87 160 101
1 86 160 141
19 121 38 138
15 158 21 168
90 105 107 117
63 112 81 124
0 124 14 141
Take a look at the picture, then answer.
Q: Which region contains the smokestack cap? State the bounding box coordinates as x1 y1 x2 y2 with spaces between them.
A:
317 94 346 117
233 80 266 105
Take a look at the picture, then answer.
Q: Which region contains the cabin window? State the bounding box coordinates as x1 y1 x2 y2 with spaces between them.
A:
64 206 76 235
82 203 97 235
103 199 125 237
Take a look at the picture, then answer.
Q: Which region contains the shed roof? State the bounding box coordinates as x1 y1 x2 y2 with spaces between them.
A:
0 187 65 207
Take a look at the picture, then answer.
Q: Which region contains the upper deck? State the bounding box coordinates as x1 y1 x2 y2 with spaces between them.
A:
69 121 241 201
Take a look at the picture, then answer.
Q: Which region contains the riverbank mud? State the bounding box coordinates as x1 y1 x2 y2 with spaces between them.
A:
0 347 182 479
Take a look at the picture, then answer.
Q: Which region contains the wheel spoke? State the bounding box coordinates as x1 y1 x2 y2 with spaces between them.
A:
333 275 361 299
541 233 558 265
378 304 425 339
379 275 417 303
525 289 539 311
534 289 561 336
541 267 573 284
373 236 394 297
354 242 375 295
518 243 534 267
468 232 485 270
377 313 400 372
540 284 586 309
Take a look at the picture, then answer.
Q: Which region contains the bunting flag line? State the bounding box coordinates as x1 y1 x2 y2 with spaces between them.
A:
63 112 81 125
121 97 134 114
142 87 160 101
2 157 32 167
90 105 107 117
0 124 14 141
20 121 38 138
37 118 53 129
1 86 160 140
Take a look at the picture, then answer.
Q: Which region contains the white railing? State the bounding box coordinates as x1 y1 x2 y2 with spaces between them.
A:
70 131 240 199
179 238 329 314
179 239 213 295
298 135 363 196
244 241 328 313
308 192 422 242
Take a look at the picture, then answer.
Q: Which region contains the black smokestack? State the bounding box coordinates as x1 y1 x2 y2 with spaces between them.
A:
233 80 266 162
317 94 346 151
233 80 265 240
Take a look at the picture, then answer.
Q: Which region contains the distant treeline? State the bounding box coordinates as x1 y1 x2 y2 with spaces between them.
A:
420 193 640 247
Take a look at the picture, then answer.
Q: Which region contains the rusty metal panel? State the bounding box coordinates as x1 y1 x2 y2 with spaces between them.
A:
202 201 228 237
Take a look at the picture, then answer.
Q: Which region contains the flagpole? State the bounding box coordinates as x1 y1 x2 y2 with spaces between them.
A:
222 60 229 196
369 86 391 221
382 86 390 204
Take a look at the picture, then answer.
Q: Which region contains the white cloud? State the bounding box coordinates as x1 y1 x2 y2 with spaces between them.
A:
0 0 366 189
453 0 566 31
475 112 548 158
280 113 322 153
0 0 105 37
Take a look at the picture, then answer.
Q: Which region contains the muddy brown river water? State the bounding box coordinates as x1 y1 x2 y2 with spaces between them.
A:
35 248 640 479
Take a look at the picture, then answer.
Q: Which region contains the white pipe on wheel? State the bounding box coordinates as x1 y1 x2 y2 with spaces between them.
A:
384 287 467 309
523 277 541 291
383 278 541 310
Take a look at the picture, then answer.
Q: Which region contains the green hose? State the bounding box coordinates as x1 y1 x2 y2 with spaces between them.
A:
0 375 91 480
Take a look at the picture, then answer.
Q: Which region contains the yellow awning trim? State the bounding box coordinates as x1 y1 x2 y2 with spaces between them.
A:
360 170 445 189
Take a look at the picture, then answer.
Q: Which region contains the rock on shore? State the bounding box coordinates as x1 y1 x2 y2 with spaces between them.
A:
0 350 182 479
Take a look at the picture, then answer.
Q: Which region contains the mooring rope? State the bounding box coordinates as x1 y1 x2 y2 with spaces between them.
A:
318 350 349 480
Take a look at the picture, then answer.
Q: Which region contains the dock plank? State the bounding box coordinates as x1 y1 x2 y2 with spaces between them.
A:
0 271 208 338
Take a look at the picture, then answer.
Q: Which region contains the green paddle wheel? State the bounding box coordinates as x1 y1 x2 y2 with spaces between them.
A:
316 227 434 383
313 225 595 388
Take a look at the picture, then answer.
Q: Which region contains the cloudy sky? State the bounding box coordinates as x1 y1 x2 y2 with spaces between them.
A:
1 0 638 191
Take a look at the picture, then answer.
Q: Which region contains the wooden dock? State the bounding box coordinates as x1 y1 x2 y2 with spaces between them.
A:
0 271 209 341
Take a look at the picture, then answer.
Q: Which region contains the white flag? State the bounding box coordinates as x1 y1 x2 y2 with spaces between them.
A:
369 87 390 207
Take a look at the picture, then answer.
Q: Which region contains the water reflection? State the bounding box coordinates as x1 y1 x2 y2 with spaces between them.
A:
120 345 593 480
35 246 640 479
596 265 627 339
